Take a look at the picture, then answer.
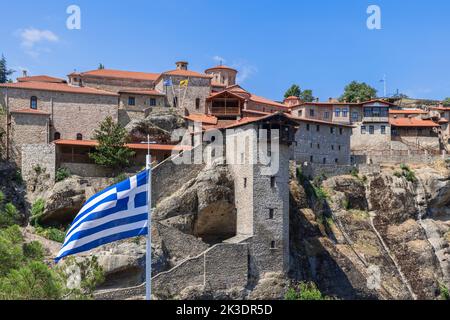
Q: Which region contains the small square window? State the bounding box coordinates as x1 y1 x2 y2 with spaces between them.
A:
316 125 320 132
149 98 156 106
340 128 343 135
270 241 276 249
128 97 136 106
270 177 276 188
306 124 310 131
269 209 274 219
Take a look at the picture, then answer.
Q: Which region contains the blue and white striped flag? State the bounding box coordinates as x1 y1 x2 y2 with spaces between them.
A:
55 170 149 263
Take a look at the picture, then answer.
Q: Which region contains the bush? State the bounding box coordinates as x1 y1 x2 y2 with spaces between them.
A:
23 241 45 261
0 202 20 228
350 167 359 178
30 199 45 226
394 165 417 183
439 283 450 300
285 282 329 300
35 226 66 243
55 168 71 182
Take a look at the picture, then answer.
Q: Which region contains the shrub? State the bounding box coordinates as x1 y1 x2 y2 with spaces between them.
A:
439 283 450 300
0 202 20 228
23 241 45 261
350 167 359 178
394 171 403 178
394 165 417 183
30 199 45 226
113 173 128 184
313 186 329 201
35 226 66 243
285 281 329 300
55 168 71 182
342 198 351 210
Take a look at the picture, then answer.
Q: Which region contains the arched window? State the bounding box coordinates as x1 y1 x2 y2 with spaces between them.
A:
30 96 37 109
76 133 83 141
54 132 61 141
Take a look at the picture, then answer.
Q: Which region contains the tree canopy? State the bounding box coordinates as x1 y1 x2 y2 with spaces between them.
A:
284 84 315 102
98 63 105 70
89 117 135 171
339 81 377 103
442 98 450 106
0 55 14 84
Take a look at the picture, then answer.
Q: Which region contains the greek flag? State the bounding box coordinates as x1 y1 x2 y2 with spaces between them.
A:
163 78 173 86
55 170 149 262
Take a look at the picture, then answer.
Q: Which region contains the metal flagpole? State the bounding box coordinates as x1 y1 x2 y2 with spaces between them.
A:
145 134 152 301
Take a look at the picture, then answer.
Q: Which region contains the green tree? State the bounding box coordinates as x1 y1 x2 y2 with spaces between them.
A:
89 116 135 171
285 281 329 300
0 55 14 84
98 63 105 70
300 89 315 102
442 98 450 106
284 84 301 98
340 81 378 103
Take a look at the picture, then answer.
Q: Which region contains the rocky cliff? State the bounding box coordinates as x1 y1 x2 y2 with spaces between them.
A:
289 162 450 300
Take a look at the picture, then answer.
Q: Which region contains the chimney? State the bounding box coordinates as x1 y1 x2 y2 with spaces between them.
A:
176 61 188 70
328 97 333 103
22 70 28 77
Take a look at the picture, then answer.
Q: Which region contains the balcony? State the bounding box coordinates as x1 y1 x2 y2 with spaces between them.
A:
362 116 389 123
210 107 241 117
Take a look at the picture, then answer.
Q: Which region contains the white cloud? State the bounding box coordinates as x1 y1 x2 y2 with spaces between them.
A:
212 55 226 64
235 64 258 84
16 28 59 58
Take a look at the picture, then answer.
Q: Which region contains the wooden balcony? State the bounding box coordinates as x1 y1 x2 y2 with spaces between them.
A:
210 107 241 116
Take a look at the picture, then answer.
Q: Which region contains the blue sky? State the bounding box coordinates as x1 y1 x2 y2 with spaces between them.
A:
2 0 450 101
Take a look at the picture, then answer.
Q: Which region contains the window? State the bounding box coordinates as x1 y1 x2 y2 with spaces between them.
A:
339 128 343 135
54 132 61 141
335 158 339 164
381 126 386 135
369 126 375 135
324 112 330 119
352 112 359 122
128 97 136 106
317 144 320 149
310 142 313 148
310 109 315 117
330 127 335 134
30 96 37 109
364 108 372 118
331 145 335 150
76 133 83 141
149 98 156 106
195 98 200 109
335 108 341 117
306 124 310 131
380 108 389 117
269 209 274 220
298 110 303 117
173 97 178 107
316 125 320 132
244 178 247 188
323 158 327 164
270 241 276 249
270 177 276 188
338 145 341 151
310 155 314 163
342 108 349 117
361 126 367 134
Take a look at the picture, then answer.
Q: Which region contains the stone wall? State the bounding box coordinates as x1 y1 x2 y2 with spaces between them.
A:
294 121 352 165
155 76 210 115
2 88 118 142
352 150 446 165
351 123 391 151
300 163 354 180
59 162 114 178
81 77 156 93
152 243 248 298
10 113 49 165
21 144 56 184
119 93 165 111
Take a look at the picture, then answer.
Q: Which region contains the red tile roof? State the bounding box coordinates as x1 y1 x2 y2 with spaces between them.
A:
0 82 118 96
390 118 440 127
161 69 213 79
389 109 428 114
17 75 66 83
10 108 50 115
118 89 165 96
205 65 238 73
211 82 227 87
438 118 449 124
54 139 191 151
79 69 160 81
250 94 288 109
185 114 218 125
291 99 396 109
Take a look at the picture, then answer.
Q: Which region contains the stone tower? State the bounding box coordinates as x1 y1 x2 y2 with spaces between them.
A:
205 65 238 87
226 114 297 278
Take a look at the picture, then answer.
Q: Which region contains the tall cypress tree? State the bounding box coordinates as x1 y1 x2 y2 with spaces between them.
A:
0 55 14 84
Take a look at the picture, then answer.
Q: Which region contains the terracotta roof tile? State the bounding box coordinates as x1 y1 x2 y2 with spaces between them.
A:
389 109 428 114
250 94 288 109
390 118 440 127
10 108 50 115
17 75 66 83
0 82 118 96
185 114 218 125
205 65 237 73
161 69 213 79
118 89 165 96
80 69 160 81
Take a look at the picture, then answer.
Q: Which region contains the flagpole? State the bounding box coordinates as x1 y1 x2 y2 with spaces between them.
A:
145 135 152 301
